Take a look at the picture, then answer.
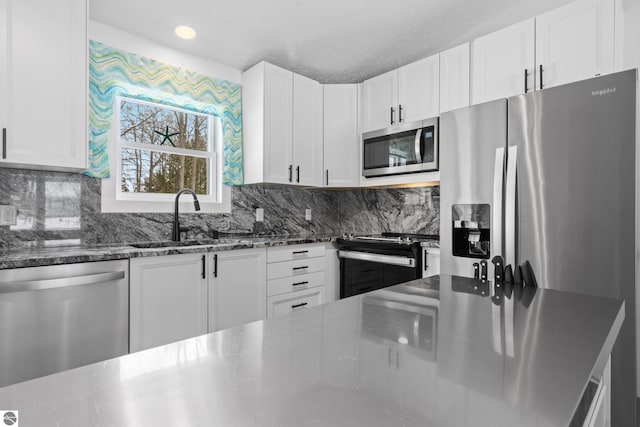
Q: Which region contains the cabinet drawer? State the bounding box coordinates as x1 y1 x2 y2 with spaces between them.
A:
267 257 325 280
267 287 325 318
267 244 325 263
267 271 325 296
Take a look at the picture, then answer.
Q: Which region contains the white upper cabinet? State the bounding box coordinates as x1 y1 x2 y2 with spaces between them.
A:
323 84 359 187
398 54 440 123
362 55 439 132
471 0 619 104
242 61 323 186
293 74 323 186
439 43 470 113
0 0 87 170
263 63 293 184
361 69 398 132
535 0 615 89
471 19 536 104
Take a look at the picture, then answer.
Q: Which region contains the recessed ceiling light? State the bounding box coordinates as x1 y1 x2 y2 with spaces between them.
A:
175 25 196 40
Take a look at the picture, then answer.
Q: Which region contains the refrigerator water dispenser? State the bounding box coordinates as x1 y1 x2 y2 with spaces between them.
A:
452 204 490 259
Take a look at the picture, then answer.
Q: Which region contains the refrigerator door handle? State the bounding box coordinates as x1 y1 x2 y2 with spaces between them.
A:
493 147 505 259
505 145 518 266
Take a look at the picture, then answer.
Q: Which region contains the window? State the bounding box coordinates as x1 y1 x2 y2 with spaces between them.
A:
116 97 218 201
102 97 229 213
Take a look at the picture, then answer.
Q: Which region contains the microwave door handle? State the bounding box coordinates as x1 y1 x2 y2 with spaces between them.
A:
414 128 423 163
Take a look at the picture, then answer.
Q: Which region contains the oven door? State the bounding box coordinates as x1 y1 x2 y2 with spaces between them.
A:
339 251 418 298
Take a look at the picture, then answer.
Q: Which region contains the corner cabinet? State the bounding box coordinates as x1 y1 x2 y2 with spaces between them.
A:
208 248 267 332
361 54 439 133
130 253 208 352
471 0 619 104
0 0 87 170
243 61 323 186
323 84 359 187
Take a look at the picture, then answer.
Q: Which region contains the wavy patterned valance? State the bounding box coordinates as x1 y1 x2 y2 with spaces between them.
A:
87 40 243 185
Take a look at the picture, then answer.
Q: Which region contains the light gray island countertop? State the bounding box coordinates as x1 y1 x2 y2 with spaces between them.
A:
0 275 623 426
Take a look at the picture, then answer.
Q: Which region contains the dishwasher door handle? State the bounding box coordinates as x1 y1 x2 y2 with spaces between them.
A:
338 250 416 267
0 271 126 294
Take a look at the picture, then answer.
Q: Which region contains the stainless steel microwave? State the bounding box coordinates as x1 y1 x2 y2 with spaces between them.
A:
362 118 439 178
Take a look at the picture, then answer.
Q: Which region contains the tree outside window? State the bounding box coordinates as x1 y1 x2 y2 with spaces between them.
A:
117 97 217 200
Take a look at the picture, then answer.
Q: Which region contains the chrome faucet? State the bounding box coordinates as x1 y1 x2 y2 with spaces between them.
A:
172 189 201 242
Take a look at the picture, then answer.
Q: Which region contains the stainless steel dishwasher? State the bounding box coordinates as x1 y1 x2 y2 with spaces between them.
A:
0 259 129 388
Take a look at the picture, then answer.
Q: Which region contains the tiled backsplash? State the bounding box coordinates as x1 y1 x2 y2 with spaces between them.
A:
0 168 439 248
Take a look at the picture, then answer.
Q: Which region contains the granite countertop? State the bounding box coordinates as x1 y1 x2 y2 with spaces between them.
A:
0 234 441 270
0 235 338 270
0 275 623 427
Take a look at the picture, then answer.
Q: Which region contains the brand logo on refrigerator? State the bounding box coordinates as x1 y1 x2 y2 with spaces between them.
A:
592 87 616 96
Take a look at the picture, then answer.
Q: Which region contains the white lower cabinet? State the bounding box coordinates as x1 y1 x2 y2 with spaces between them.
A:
266 243 328 318
131 244 335 346
324 247 339 303
208 248 267 332
130 253 208 352
424 248 441 278
267 286 325 318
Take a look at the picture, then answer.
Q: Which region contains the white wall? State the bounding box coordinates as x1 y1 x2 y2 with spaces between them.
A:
89 21 241 84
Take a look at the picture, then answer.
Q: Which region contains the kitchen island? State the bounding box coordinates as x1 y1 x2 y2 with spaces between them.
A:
0 275 623 426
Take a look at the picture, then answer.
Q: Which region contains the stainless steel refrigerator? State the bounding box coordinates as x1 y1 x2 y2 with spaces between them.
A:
440 69 637 426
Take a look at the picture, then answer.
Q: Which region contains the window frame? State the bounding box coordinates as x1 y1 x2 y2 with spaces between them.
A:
101 96 230 213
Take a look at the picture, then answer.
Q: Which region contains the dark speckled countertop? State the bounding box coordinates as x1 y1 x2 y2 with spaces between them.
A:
0 235 339 270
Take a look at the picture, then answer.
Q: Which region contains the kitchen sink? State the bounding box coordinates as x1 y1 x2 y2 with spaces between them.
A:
129 239 236 249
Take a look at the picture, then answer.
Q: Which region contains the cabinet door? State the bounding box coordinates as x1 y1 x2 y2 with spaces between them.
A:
0 0 87 170
535 0 615 89
130 254 208 352
425 248 441 278
264 63 293 184
208 248 267 332
323 84 359 187
362 69 398 132
398 54 439 122
324 248 340 303
439 43 470 113
292 73 323 186
471 19 535 104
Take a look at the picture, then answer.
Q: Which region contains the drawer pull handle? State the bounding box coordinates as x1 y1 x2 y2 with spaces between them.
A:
292 250 309 255
291 302 308 309
292 266 309 271
292 281 309 286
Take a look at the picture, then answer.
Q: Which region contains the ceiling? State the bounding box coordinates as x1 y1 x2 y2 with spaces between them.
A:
90 0 576 83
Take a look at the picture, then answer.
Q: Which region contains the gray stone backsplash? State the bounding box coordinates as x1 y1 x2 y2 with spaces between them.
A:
0 168 439 248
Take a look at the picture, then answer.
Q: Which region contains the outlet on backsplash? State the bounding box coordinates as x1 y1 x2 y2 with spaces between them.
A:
0 205 17 226
305 209 312 221
255 208 264 222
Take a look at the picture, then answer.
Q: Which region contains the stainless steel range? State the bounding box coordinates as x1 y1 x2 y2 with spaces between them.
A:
336 232 438 298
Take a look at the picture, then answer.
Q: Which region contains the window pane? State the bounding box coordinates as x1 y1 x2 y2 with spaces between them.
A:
119 99 210 152
121 148 209 195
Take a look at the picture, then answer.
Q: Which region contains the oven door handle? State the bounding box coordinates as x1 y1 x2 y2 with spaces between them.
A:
338 250 416 267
